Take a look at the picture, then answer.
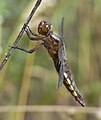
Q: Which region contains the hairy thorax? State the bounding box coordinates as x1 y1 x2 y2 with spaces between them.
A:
43 32 60 59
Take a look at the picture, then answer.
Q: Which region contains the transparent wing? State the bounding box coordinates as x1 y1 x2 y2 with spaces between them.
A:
58 61 64 89
58 17 66 89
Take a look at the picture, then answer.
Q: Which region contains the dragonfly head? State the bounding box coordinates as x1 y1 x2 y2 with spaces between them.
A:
38 20 51 35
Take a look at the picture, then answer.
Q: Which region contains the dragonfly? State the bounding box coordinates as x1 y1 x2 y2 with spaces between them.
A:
11 17 85 107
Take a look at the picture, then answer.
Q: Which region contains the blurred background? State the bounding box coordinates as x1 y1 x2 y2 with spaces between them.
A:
0 0 101 120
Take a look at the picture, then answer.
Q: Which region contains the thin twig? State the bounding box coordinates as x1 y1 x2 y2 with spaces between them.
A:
0 0 42 71
0 105 100 115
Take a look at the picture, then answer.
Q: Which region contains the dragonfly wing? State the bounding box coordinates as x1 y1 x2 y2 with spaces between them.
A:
57 17 66 89
58 61 64 89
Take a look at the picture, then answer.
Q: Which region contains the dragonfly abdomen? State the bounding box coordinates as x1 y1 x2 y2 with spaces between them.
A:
63 72 85 106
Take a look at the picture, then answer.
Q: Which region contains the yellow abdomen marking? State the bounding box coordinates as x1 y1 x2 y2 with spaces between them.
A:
66 78 71 85
72 91 77 97
68 85 74 91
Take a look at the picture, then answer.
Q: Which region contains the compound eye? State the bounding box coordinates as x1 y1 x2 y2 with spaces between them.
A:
46 25 49 28
46 24 51 31
38 20 51 35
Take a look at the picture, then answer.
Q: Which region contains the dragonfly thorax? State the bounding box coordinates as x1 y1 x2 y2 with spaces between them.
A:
38 20 51 35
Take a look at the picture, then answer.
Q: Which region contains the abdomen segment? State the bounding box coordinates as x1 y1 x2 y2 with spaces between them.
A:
63 72 85 107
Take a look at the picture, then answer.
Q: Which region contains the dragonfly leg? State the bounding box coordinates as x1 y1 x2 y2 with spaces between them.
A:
26 25 37 36
10 43 43 54
23 23 37 36
23 24 45 41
